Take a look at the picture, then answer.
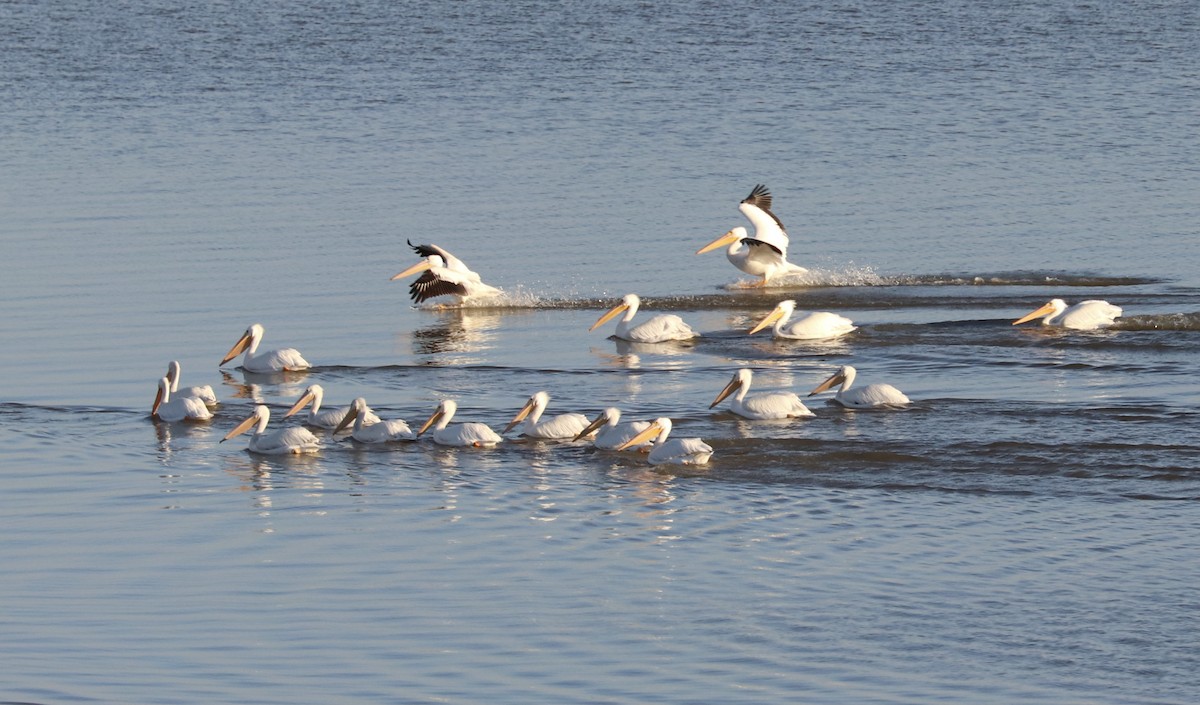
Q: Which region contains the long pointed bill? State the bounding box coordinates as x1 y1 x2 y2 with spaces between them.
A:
333 404 359 435
696 230 741 255
504 398 536 433
710 377 743 409
1013 302 1056 326
590 303 629 332
749 307 785 335
573 414 607 442
417 408 444 436
809 371 845 397
283 390 316 418
221 413 259 443
617 421 662 451
220 332 252 366
152 386 165 417
390 259 433 281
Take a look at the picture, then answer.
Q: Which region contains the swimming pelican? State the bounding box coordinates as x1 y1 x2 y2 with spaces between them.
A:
391 240 502 305
696 184 808 286
221 405 320 455
808 365 910 408
504 391 591 439
165 360 217 406
334 397 416 443
710 368 815 420
1012 298 1122 330
284 384 380 430
219 323 310 373
590 293 698 343
617 417 713 466
749 300 857 340
152 376 213 422
417 399 502 447
573 407 653 450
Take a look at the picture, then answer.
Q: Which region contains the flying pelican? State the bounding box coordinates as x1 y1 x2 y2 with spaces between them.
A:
590 293 698 343
334 397 415 443
1012 298 1122 330
391 240 502 305
504 391 591 439
809 365 910 408
710 368 815 420
219 323 310 373
284 384 380 430
573 407 653 450
417 399 502 447
152 376 213 422
749 300 857 340
696 184 808 286
221 404 320 455
617 417 713 466
165 360 218 407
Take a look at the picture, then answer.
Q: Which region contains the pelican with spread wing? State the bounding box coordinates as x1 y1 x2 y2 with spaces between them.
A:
697 184 808 286
392 240 502 305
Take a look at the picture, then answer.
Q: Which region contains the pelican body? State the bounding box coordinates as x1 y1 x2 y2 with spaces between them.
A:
504 391 590 439
285 384 380 430
417 399 502 447
809 365 909 409
392 241 502 305
710 368 814 420
152 376 213 422
219 323 310 373
590 293 698 343
750 300 856 340
697 185 807 286
165 361 217 407
573 407 652 450
1012 299 1122 330
221 405 320 455
618 417 713 466
335 397 415 443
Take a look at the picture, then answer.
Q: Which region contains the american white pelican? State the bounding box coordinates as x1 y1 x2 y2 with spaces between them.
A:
417 399 502 447
617 417 713 466
809 365 910 408
219 323 311 373
710 368 815 420
284 384 380 430
749 300 857 340
573 407 653 450
221 405 320 455
391 241 502 305
1012 298 1122 330
696 184 808 286
504 390 591 439
152 376 213 422
590 293 698 343
334 397 415 443
165 361 218 406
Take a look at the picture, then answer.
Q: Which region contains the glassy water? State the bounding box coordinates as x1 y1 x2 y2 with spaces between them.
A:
2 1 1198 703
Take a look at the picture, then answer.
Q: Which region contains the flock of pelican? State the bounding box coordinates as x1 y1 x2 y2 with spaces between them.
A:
152 185 1124 465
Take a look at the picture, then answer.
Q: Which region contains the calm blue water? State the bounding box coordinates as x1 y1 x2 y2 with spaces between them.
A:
2 1 1199 703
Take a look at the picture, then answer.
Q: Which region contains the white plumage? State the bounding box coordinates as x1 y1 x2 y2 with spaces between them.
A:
417 399 502 447
334 397 415 443
590 293 698 343
1012 298 1122 330
165 360 218 407
284 384 380 430
392 241 502 305
696 185 807 286
573 407 652 450
809 365 910 409
151 376 213 422
221 405 320 455
618 417 713 466
749 300 856 340
504 391 590 439
710 368 814 420
219 323 311 373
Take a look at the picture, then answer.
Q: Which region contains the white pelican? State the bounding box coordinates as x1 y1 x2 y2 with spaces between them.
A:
284 384 380 430
334 397 415 443
573 407 653 450
391 241 502 305
504 390 591 439
1012 298 1122 330
152 376 213 422
165 360 218 406
590 293 698 343
749 300 857 340
221 404 320 455
696 184 808 286
617 417 713 466
809 365 910 409
710 368 815 420
219 323 311 373
417 399 502 447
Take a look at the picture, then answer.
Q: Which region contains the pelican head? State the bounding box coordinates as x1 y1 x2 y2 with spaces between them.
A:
573 407 618 441
749 300 797 335
809 365 855 396
697 226 748 255
220 323 264 366
151 376 170 417
391 255 443 281
418 399 457 436
221 405 270 443
710 368 753 408
1013 299 1068 326
284 384 325 418
505 391 551 433
590 293 641 331
616 417 669 451
334 397 369 435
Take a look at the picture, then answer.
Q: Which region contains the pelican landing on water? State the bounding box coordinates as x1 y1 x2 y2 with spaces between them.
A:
1012 299 1122 330
697 184 808 286
391 241 502 305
